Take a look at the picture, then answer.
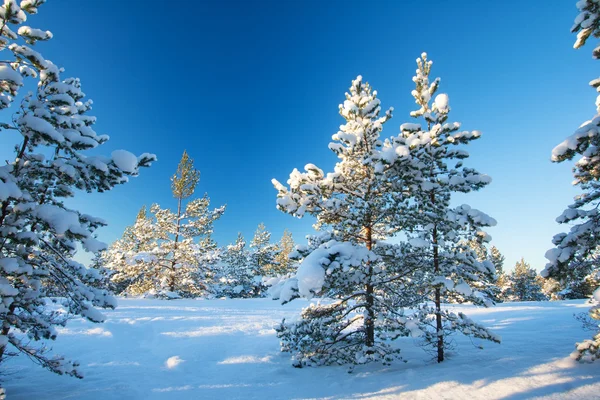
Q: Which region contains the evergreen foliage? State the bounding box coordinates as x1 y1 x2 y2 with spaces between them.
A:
249 223 277 277
388 53 500 362
272 75 420 368
502 258 547 302
218 233 264 298
0 0 155 379
272 229 296 276
104 206 155 295
543 0 600 362
104 152 224 298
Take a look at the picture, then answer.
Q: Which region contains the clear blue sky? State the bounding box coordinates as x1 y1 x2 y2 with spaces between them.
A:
4 0 597 271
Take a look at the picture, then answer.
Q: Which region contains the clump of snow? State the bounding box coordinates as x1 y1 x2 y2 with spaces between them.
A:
434 93 449 113
111 150 138 174
296 254 325 298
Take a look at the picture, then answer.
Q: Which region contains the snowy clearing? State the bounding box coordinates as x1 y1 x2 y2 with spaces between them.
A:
3 298 600 399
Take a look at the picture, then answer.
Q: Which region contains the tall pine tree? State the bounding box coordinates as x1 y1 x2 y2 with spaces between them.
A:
0 0 155 380
542 0 600 362
122 151 225 298
272 75 421 368
385 53 500 362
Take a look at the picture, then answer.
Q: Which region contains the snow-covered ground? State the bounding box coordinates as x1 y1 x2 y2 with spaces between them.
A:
3 299 599 399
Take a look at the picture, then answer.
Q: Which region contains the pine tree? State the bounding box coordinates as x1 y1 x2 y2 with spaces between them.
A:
271 229 295 276
387 53 500 362
541 276 563 300
104 205 155 295
0 0 155 379
503 258 547 302
272 75 421 368
489 245 507 295
490 246 505 277
218 233 262 298
542 0 600 362
250 222 277 277
142 151 225 298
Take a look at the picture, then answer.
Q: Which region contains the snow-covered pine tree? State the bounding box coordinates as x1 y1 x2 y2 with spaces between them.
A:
0 0 155 379
272 76 421 368
271 229 295 276
490 245 506 286
219 233 262 298
383 53 500 362
542 0 600 362
541 276 563 300
103 205 156 295
502 258 547 302
143 151 225 298
250 222 277 277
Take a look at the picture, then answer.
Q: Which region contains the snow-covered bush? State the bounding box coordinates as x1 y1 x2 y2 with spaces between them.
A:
0 0 155 379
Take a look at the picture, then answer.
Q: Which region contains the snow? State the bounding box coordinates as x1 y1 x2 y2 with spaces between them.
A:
295 251 326 298
34 204 80 235
0 64 23 85
0 179 21 201
4 298 600 400
434 93 449 113
409 237 429 248
111 150 138 174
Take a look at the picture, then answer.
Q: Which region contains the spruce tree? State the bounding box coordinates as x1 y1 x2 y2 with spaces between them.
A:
542 0 600 362
0 0 155 380
386 53 500 362
272 75 420 367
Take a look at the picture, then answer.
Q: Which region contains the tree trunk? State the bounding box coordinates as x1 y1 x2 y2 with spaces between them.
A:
431 192 444 363
365 225 375 348
0 305 15 362
169 197 183 293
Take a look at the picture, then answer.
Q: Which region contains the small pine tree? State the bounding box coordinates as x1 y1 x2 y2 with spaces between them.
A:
104 206 155 295
502 258 547 302
271 229 296 276
250 223 277 277
490 246 505 279
218 233 263 297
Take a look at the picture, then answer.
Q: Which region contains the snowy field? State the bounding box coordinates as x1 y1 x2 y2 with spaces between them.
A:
3 299 600 399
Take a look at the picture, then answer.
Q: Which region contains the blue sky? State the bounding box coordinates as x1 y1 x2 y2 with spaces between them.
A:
4 0 597 271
